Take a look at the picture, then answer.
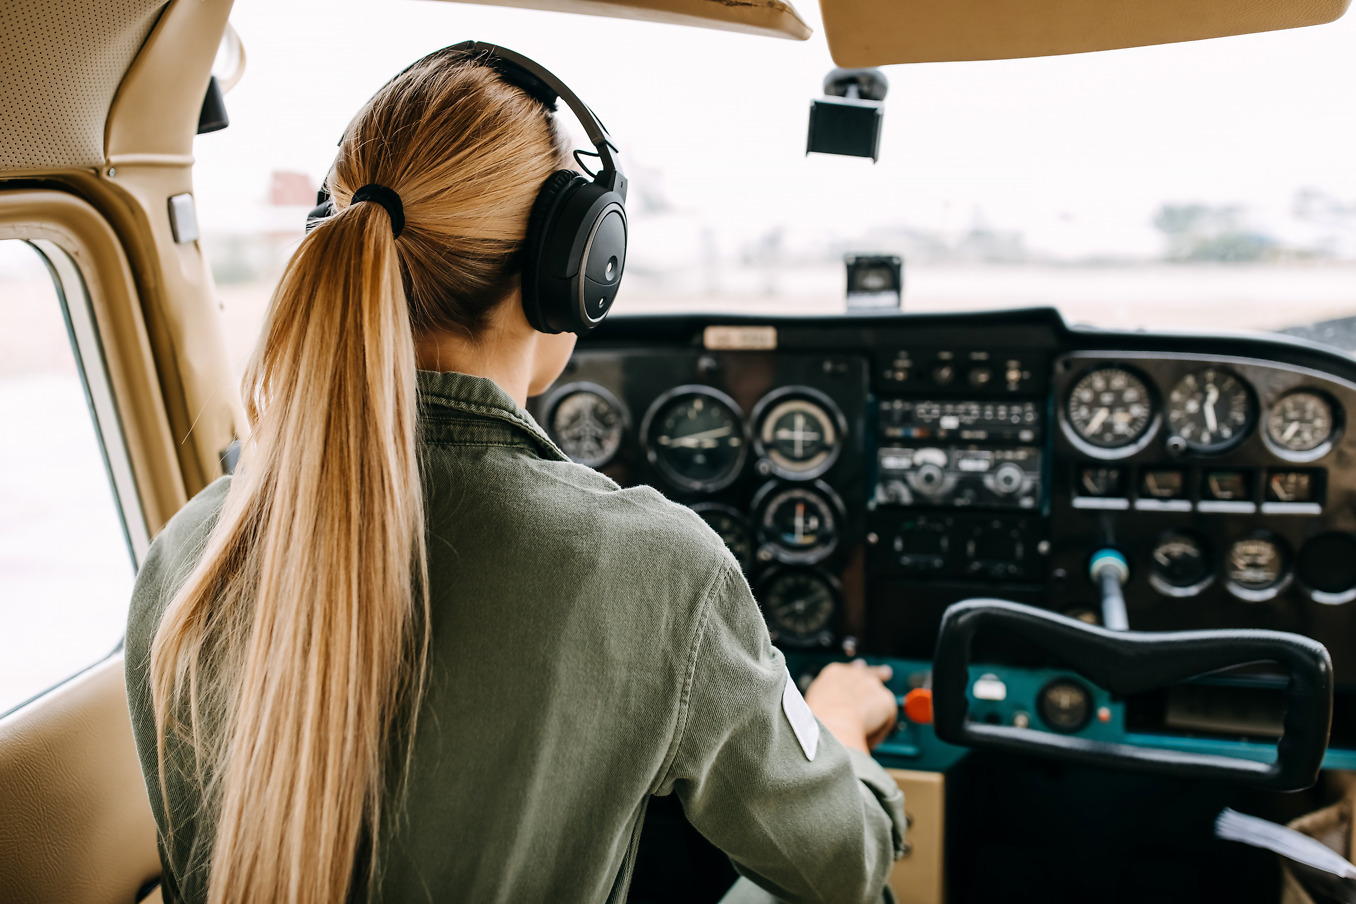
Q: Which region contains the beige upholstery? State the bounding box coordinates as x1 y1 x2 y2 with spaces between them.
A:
0 654 161 904
427 0 811 40
0 0 169 172
822 0 1351 65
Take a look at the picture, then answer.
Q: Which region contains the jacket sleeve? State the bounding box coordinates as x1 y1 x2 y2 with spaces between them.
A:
656 564 906 904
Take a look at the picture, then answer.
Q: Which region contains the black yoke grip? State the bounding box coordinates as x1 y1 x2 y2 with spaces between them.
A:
931 599 1334 792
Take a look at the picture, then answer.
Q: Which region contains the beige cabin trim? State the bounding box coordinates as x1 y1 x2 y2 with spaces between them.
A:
0 189 186 535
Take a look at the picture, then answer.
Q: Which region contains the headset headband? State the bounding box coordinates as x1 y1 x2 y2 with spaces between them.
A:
446 41 625 195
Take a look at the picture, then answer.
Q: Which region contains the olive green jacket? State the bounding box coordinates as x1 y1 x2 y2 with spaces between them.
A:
124 370 905 904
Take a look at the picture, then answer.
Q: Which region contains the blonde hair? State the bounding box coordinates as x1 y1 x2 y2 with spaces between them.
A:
149 50 567 904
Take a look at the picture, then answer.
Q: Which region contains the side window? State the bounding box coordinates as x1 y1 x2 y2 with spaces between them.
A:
0 239 138 713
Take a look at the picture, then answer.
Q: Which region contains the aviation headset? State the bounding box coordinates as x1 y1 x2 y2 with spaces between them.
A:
305 41 628 335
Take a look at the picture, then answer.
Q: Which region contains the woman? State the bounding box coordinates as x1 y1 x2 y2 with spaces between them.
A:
124 44 904 904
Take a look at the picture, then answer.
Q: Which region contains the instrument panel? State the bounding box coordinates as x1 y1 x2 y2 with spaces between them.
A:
527 309 1356 694
536 348 867 648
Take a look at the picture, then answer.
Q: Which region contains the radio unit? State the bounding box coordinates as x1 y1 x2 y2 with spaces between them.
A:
879 398 1041 444
875 445 1043 509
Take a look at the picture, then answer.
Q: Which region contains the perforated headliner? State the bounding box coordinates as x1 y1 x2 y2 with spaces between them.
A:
0 0 168 172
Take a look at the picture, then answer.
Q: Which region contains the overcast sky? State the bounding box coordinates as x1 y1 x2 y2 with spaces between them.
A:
192 0 1356 259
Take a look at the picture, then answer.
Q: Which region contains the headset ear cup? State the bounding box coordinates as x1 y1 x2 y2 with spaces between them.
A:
521 169 586 333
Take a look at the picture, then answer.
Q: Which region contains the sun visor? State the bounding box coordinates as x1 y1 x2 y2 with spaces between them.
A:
424 0 812 40
821 0 1350 66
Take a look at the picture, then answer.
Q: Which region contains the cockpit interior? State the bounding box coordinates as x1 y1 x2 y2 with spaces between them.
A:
5 0 1356 903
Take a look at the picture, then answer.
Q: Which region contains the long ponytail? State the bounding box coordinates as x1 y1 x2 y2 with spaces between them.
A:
150 200 428 904
148 51 569 904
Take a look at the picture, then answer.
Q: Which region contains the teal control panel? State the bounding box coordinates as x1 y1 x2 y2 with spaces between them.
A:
784 654 1356 774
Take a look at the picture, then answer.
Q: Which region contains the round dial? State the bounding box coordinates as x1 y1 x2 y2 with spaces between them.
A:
1167 368 1254 452
1066 368 1154 450
755 391 844 479
547 386 625 468
1225 535 1289 601
1267 391 1335 454
754 482 843 565
643 387 747 492
693 503 753 571
1297 533 1356 604
1149 532 1213 597
759 570 837 644
1038 679 1093 734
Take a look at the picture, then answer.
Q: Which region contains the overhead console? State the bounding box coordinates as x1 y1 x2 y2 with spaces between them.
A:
528 308 1356 772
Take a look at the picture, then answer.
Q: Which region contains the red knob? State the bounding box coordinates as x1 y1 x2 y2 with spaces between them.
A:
903 688 933 725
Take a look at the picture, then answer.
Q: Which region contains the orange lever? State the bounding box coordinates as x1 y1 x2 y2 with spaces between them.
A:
903 688 933 725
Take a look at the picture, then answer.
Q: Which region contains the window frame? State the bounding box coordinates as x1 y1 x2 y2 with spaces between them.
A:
0 188 187 715
27 238 148 563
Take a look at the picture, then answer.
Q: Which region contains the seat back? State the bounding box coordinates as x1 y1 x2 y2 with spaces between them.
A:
0 654 162 903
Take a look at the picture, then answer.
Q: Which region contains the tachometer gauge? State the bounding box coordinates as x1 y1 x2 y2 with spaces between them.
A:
1266 391 1335 456
1167 368 1254 452
1148 532 1213 597
753 481 844 565
753 388 845 479
545 384 626 468
759 569 838 645
1225 534 1290 602
1066 367 1154 452
692 503 753 571
642 386 747 493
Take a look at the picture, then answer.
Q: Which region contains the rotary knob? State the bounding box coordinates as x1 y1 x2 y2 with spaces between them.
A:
914 463 947 496
992 462 1025 496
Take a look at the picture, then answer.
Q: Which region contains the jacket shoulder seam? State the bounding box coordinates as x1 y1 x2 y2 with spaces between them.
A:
653 562 732 795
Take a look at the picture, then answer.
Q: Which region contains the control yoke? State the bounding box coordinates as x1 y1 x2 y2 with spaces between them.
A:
931 599 1334 792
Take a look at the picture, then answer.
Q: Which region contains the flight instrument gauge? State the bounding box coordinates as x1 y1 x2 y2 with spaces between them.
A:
759 569 838 645
753 388 846 479
642 386 747 493
753 481 845 565
1225 534 1290 602
1065 367 1155 453
1266 390 1336 457
545 384 627 468
1149 532 1213 597
692 503 753 571
1167 368 1254 452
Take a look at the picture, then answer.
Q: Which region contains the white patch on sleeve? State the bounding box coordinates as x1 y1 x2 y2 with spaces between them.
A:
782 667 819 761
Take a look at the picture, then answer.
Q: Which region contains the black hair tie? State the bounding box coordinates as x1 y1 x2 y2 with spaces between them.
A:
351 183 405 238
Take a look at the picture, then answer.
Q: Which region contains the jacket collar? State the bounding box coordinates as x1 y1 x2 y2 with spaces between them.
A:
416 370 567 461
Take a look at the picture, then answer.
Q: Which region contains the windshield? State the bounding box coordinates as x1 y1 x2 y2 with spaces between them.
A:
198 0 1356 372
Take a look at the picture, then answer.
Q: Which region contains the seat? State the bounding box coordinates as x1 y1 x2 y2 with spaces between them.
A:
0 654 162 904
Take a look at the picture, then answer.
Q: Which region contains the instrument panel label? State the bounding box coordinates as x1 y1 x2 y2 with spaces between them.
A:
703 325 777 350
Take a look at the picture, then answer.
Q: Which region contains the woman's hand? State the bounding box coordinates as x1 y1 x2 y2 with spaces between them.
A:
804 660 898 754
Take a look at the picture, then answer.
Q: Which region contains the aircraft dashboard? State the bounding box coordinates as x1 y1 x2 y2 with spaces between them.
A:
527 307 1356 772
